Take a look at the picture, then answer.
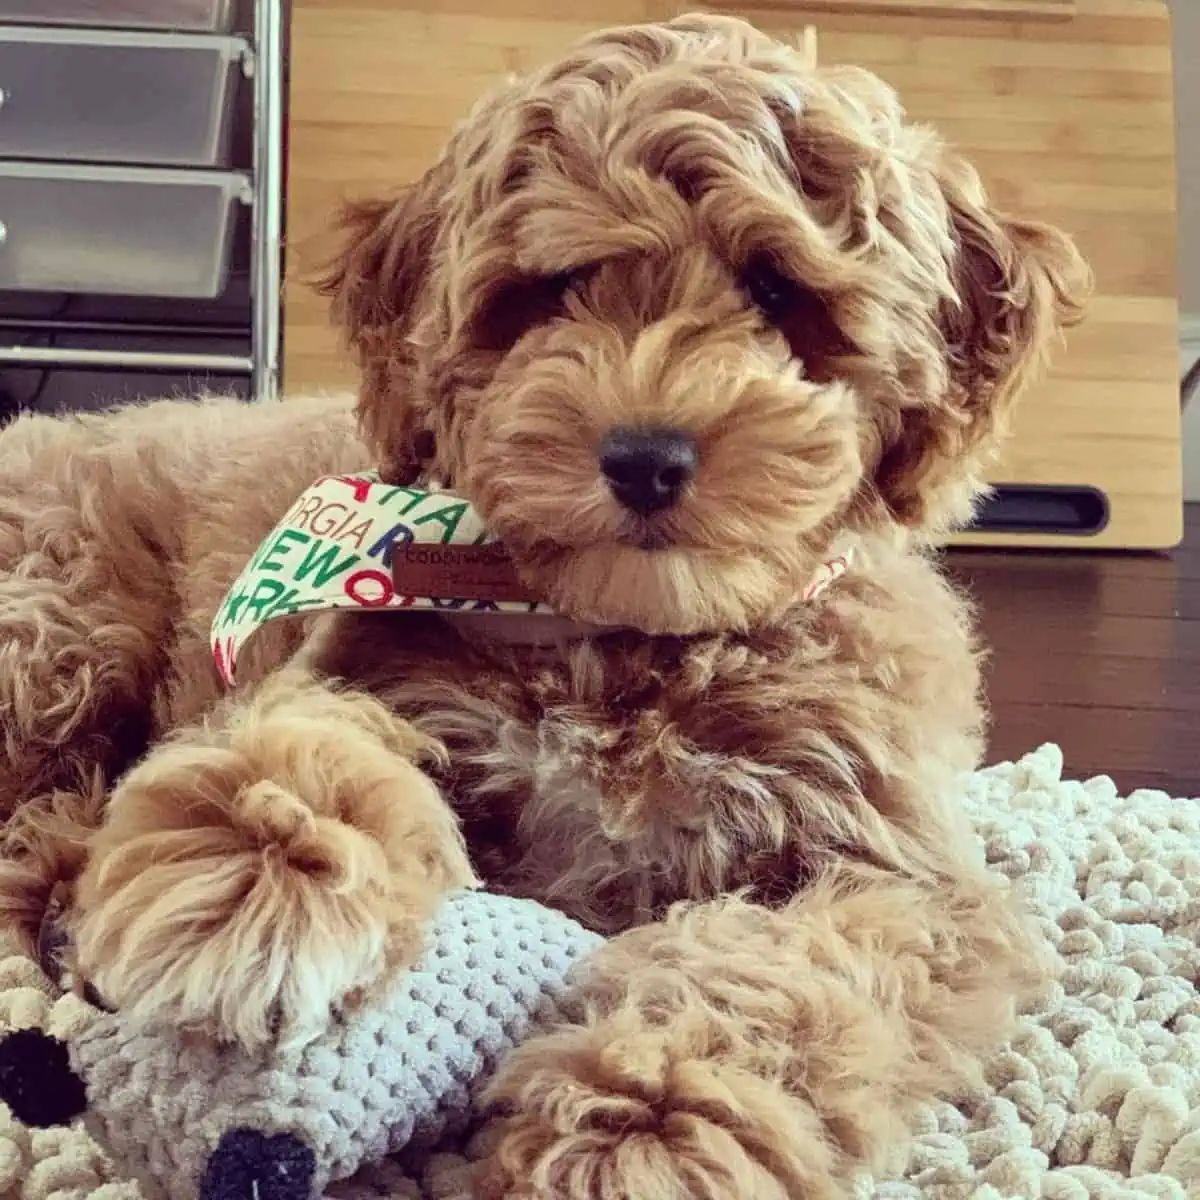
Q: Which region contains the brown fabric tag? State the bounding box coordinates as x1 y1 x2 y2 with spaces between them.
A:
392 542 542 604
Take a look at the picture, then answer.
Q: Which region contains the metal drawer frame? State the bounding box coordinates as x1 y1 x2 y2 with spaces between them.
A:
0 0 284 402
0 0 238 32
0 27 250 167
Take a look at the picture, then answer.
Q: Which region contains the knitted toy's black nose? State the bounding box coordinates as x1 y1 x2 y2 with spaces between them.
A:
0 1028 87 1128
200 1127 316 1200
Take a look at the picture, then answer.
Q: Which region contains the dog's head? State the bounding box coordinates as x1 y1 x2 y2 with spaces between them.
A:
319 13 1089 636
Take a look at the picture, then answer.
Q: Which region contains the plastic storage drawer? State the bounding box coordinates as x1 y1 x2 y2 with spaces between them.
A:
0 0 236 32
0 28 247 167
0 163 249 299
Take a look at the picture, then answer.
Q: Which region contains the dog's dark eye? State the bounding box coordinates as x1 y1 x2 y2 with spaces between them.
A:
475 267 592 352
518 266 591 312
743 259 801 323
741 258 855 380
545 267 590 298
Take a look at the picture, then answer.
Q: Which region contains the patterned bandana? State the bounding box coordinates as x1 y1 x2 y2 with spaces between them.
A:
211 473 852 685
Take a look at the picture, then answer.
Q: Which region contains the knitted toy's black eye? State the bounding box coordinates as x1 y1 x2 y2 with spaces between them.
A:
0 1029 87 1128
744 258 801 323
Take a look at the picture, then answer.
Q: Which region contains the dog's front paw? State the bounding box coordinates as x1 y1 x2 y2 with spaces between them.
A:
476 1014 843 1200
72 673 475 1050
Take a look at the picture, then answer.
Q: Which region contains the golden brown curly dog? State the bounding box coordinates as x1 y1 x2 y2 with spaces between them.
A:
0 14 1089 1197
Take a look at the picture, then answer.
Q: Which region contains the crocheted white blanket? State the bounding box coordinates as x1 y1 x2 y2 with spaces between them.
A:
0 744 1197 1200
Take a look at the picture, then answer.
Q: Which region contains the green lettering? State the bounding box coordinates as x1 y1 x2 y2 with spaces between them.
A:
414 500 468 544
263 587 305 619
293 539 360 587
260 528 309 572
375 486 430 514
245 578 289 619
217 586 250 628
267 593 328 620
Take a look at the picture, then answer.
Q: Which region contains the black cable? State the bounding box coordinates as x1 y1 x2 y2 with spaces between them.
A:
20 359 52 412
1183 355 1200 411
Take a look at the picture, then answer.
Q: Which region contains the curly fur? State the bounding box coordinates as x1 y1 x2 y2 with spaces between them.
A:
74 668 474 1050
0 13 1089 1196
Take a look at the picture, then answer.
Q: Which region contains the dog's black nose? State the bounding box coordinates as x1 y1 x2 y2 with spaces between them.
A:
599 427 698 516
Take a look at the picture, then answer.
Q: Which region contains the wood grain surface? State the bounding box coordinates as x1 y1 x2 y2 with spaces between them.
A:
949 503 1200 796
283 0 1182 549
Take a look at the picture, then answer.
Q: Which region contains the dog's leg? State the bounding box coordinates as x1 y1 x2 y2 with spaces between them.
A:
70 668 476 1050
0 516 166 949
0 436 177 811
478 865 1044 1200
0 436 179 954
0 540 169 809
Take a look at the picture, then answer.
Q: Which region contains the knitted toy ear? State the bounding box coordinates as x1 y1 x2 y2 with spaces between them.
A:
0 1027 88 1127
199 1128 316 1200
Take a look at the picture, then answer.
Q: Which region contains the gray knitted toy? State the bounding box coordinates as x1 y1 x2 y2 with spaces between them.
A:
0 890 604 1200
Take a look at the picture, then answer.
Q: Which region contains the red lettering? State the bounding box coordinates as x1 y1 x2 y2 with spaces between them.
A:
213 636 238 686
344 568 403 608
330 475 374 504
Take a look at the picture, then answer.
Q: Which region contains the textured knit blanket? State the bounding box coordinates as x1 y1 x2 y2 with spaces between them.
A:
0 744 1198 1199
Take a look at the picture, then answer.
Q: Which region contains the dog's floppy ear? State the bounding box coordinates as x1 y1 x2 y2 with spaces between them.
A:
875 159 1092 530
314 157 452 484
316 155 452 357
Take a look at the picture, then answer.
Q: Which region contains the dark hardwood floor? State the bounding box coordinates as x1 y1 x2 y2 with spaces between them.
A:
946 505 1200 798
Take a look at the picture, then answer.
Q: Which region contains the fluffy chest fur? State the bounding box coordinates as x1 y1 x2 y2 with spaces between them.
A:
308 546 984 935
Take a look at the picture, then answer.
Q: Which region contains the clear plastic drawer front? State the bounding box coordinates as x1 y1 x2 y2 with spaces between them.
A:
0 0 236 32
0 163 249 299
0 29 247 167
